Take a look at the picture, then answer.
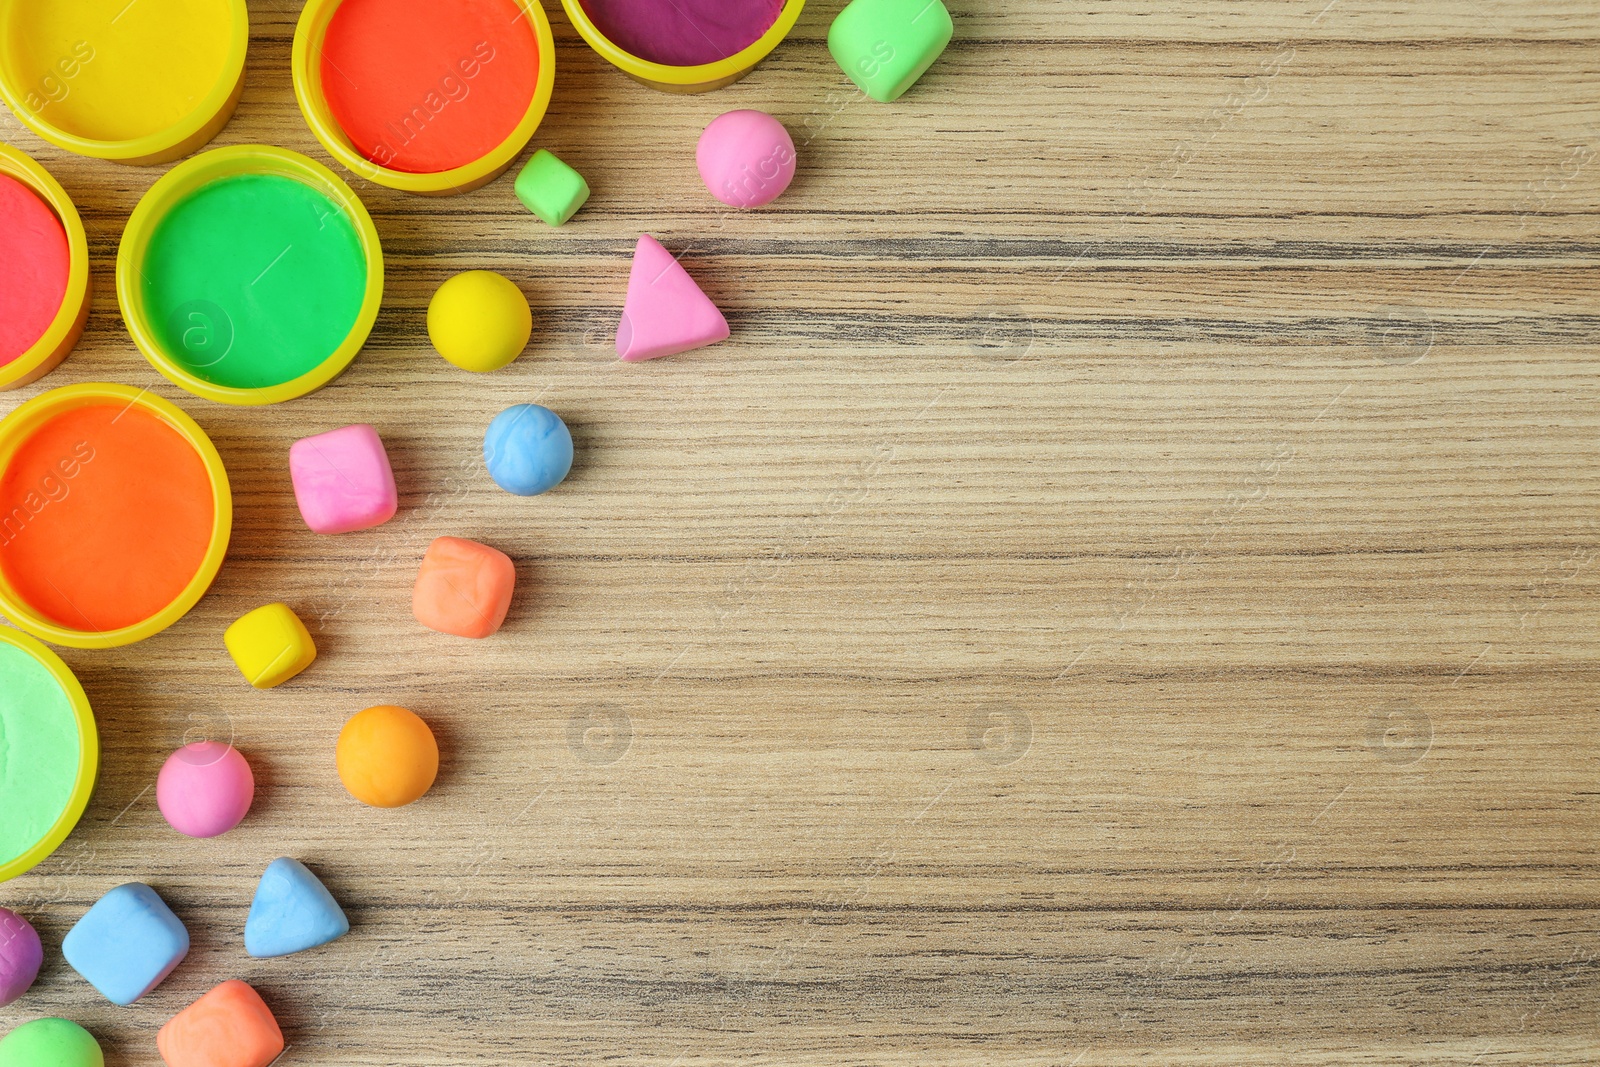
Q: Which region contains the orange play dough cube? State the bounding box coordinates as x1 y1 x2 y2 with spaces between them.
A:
412 536 516 638
157 980 283 1067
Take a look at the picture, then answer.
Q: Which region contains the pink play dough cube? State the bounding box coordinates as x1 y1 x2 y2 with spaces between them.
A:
289 425 398 534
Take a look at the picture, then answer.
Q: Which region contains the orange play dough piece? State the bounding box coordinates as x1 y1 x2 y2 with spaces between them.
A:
412 536 516 638
156 980 284 1067
0 404 213 633
320 0 540 174
337 705 439 808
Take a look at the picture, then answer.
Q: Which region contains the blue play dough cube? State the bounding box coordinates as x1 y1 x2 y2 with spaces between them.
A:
62 883 189 1005
245 857 350 958
484 404 574 496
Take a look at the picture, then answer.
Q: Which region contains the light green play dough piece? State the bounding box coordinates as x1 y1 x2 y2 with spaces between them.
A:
0 640 78 869
0 1017 105 1067
828 0 953 102
515 149 590 227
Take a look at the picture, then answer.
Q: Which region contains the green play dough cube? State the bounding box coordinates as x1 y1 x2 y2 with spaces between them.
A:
828 0 954 102
514 149 590 227
0 1018 104 1067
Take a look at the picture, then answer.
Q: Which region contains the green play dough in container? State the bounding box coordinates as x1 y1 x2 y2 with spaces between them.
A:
0 640 79 869
141 174 367 391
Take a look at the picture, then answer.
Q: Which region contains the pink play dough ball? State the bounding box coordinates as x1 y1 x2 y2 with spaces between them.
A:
156 742 255 839
696 109 796 208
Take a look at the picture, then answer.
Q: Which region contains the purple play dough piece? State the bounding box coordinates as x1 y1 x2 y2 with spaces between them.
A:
581 0 783 66
0 907 43 1006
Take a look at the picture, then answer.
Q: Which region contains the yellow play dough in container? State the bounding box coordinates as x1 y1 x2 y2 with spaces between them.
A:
0 0 248 164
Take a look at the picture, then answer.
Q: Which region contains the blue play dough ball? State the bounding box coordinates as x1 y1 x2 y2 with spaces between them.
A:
484 404 573 496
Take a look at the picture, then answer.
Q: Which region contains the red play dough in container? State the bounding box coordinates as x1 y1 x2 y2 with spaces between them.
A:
0 173 70 365
0 404 214 633
319 0 540 174
580 0 784 66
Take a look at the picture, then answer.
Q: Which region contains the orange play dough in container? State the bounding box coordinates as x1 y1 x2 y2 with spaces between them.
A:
0 173 69 365
293 0 556 194
0 384 231 648
320 0 540 174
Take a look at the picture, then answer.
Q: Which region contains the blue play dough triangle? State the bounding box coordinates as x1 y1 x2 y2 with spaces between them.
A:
245 857 350 958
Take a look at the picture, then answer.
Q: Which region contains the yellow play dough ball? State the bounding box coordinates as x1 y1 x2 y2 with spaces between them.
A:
427 270 532 372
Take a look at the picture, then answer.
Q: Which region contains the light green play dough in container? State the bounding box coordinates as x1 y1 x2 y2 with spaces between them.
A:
0 643 76 854
141 173 368 391
0 628 97 882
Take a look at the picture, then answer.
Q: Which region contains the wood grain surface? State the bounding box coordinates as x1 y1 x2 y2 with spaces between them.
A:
3 0 1599 1063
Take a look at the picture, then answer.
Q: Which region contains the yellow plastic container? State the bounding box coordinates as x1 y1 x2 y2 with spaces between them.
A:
559 0 805 93
0 383 233 649
117 145 384 406
292 0 557 195
0 0 248 166
0 144 89 391
0 627 98 883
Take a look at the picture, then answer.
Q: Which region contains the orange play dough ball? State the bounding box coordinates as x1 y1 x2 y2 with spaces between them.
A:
336 705 439 808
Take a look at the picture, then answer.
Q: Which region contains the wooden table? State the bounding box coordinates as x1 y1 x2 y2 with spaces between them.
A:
3 1 1597 1063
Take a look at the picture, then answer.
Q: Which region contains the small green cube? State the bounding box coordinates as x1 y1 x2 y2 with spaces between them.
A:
514 149 590 227
828 0 953 103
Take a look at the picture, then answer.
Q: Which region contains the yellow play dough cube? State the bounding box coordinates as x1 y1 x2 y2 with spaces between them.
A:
224 604 316 689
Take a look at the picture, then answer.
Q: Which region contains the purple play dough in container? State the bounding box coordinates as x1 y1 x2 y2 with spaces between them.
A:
580 0 784 66
0 907 43 1006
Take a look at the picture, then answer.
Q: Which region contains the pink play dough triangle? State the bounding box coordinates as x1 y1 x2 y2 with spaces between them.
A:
615 234 730 361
